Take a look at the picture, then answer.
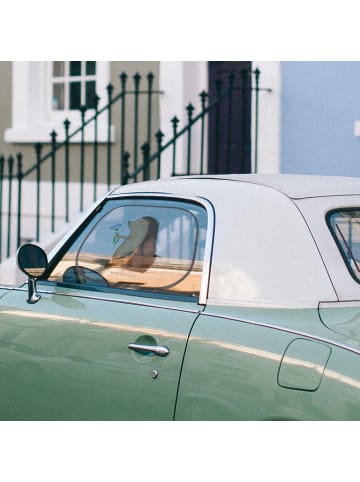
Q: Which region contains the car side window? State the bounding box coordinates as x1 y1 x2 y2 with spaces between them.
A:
327 208 360 283
47 198 208 299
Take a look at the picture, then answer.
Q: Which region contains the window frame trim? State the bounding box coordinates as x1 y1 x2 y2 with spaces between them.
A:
326 207 360 285
45 193 215 305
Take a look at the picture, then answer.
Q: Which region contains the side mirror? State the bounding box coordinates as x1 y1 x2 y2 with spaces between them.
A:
17 244 48 304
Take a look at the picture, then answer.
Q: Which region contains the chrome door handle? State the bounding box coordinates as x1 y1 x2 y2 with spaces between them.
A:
128 343 170 357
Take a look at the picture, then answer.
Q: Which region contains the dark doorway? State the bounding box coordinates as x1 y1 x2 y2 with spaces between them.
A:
208 61 252 174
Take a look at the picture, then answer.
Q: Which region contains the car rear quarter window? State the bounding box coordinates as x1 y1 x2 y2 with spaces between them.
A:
327 208 360 283
47 197 208 300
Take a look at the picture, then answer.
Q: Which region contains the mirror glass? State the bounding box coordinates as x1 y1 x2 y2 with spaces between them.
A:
17 244 48 278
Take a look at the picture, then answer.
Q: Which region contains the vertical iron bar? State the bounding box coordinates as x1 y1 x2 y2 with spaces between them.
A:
7 156 14 258
93 94 99 201
214 78 222 173
133 73 141 182
16 153 23 248
199 91 208 175
155 130 164 179
186 103 194 175
120 72 127 183
80 106 86 212
254 68 260 174
50 130 57 233
147 72 154 149
0 156 4 262
34 143 42 242
226 72 234 173
64 119 70 223
171 116 179 176
141 142 150 181
121 151 130 185
107 83 113 190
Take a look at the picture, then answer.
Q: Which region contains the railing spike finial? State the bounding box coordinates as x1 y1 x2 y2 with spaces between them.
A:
50 130 57 144
147 72 154 84
8 154 14 172
16 152 23 175
64 118 71 137
133 72 141 88
120 72 128 90
80 105 87 119
186 103 195 122
94 93 100 110
199 90 208 105
34 143 43 157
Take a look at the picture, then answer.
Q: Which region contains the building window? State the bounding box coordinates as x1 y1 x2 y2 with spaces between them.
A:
52 61 97 111
5 61 111 143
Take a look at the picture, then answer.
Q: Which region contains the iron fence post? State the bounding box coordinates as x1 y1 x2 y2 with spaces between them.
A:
199 91 208 175
16 153 23 248
133 73 141 182
186 103 194 175
171 116 179 176
6 155 14 258
120 72 127 182
50 130 57 232
155 130 164 179
79 105 87 212
106 83 114 190
147 72 154 149
34 143 42 242
141 142 150 181
121 151 130 185
64 118 70 223
93 94 100 201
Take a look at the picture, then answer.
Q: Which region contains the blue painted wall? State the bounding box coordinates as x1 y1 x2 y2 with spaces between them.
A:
281 62 360 176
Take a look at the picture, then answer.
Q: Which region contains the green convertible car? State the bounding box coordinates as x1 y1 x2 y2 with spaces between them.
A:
1 173 360 420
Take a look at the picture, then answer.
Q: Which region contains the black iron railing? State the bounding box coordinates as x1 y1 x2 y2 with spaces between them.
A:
0 72 162 262
0 67 270 262
121 68 271 183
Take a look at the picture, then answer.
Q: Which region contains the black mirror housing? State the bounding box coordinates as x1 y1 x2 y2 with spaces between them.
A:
17 244 48 303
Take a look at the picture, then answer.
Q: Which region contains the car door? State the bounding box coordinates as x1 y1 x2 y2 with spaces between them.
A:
0 195 211 420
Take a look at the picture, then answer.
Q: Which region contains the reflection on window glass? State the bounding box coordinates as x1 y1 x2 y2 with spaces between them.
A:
86 81 96 108
52 83 64 110
70 82 81 109
48 199 208 299
70 61 81 76
86 61 96 75
53 61 64 77
328 209 360 281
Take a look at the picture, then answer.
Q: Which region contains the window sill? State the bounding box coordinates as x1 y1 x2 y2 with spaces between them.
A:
4 124 115 144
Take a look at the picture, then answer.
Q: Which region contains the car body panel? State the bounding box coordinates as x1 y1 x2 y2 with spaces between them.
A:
0 284 200 420
175 307 360 420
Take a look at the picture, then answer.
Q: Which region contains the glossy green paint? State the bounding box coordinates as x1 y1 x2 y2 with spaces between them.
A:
175 306 360 420
0 284 200 420
2 290 360 420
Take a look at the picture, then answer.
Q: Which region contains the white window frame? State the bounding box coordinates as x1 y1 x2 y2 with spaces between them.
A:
5 61 112 143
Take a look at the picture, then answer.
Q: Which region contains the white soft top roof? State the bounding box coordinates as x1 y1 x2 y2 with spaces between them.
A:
112 174 360 199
